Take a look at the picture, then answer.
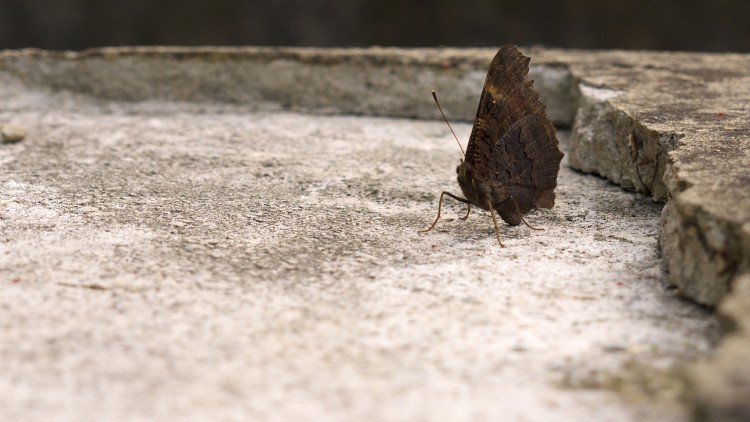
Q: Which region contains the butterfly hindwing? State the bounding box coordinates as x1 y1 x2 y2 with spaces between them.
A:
489 114 563 223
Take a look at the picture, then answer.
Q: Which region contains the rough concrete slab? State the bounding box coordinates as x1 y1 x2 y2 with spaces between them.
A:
533 49 750 421
1 46 749 420
2 47 747 307
0 80 718 420
689 274 750 422
0 47 576 126
549 49 750 308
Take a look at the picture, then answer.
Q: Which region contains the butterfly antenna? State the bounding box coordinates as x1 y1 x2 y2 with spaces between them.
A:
432 90 465 157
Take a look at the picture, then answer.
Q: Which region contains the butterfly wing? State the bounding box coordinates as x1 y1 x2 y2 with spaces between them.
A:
490 114 563 224
464 45 563 224
464 45 548 173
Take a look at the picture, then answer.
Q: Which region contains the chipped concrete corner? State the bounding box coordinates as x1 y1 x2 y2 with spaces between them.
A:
568 83 673 202
541 48 750 421
555 51 750 308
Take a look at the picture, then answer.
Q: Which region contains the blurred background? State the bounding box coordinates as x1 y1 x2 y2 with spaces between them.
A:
1 0 748 52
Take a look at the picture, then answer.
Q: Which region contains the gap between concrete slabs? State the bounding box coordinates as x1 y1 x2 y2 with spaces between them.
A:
1 46 748 420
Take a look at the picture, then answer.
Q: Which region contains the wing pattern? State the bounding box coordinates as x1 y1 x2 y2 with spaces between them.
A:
463 45 564 224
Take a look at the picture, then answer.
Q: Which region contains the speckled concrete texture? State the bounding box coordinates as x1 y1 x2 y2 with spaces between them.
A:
689 274 750 421
0 89 715 422
3 47 748 308
1 46 748 421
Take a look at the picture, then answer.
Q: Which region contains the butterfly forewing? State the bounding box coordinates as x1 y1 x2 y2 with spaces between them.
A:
465 45 548 174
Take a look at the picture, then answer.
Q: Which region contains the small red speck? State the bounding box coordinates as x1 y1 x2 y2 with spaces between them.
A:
717 112 725 117
616 281 623 286
441 61 451 70
11 277 20 284
431 244 438 249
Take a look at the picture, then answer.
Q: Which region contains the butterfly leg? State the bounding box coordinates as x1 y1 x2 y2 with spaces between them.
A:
486 202 506 248
511 196 544 231
419 191 472 233
460 204 471 220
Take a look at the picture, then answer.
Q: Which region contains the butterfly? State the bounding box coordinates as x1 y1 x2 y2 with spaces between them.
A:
420 44 564 247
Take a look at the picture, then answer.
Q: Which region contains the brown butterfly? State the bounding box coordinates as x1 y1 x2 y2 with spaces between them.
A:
420 45 564 247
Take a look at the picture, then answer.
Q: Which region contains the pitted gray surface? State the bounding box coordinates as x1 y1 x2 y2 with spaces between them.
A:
2 46 749 420
3 47 747 307
0 91 716 421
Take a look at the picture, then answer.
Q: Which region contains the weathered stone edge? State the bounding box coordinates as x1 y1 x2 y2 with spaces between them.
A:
565 63 750 308
0 46 575 125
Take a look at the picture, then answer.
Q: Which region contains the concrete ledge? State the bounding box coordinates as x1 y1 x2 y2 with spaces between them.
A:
0 47 576 126
548 49 750 308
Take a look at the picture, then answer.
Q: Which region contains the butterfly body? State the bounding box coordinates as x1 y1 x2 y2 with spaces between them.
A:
420 44 564 246
456 160 516 223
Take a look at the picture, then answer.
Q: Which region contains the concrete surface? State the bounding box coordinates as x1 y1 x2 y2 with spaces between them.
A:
553 49 750 308
3 47 748 307
0 46 748 421
0 78 716 422
689 274 750 422
0 47 575 125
